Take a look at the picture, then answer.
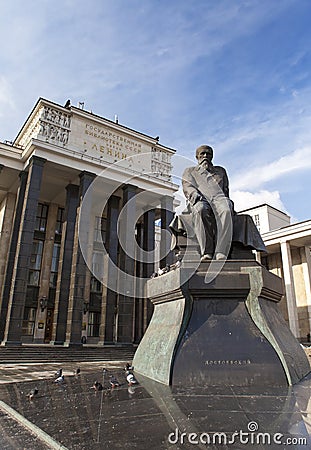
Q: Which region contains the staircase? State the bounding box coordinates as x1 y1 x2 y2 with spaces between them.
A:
0 345 136 364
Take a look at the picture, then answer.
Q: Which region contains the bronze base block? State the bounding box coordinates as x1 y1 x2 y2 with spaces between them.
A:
133 260 310 387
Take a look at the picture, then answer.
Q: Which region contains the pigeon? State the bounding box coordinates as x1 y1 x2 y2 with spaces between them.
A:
27 387 38 400
126 372 138 386
55 368 62 378
75 367 81 376
174 259 181 269
157 267 165 276
128 385 136 396
92 381 103 391
64 99 71 108
54 374 64 383
109 375 120 388
164 264 171 273
102 368 108 381
158 264 171 276
124 363 134 372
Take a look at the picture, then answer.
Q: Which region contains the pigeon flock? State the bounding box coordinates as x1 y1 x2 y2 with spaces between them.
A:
25 362 137 400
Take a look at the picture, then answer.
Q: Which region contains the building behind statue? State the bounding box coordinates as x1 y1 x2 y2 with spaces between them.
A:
239 204 311 341
0 98 176 346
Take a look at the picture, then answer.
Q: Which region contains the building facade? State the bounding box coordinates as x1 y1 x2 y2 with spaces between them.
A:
240 204 311 341
0 98 177 346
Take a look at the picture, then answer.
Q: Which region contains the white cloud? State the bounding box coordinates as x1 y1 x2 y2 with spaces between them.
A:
174 185 291 219
174 186 295 223
231 146 311 191
231 189 289 215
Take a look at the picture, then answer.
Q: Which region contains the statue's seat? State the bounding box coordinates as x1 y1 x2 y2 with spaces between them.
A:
169 209 266 260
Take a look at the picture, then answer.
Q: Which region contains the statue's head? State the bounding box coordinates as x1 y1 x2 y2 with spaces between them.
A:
195 145 213 164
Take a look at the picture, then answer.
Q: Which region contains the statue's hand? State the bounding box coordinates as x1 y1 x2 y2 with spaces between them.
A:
188 192 202 206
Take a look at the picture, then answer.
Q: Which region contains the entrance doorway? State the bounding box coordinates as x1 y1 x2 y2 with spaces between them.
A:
44 308 54 342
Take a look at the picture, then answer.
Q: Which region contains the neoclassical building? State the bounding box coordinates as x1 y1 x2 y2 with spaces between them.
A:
240 204 311 341
0 98 177 346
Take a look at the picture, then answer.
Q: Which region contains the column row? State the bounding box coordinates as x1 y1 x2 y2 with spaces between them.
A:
0 159 174 346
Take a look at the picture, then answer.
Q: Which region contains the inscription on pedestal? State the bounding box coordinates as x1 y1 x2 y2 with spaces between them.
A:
205 359 251 366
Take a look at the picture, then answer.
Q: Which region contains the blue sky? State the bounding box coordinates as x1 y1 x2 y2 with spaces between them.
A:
1 0 311 221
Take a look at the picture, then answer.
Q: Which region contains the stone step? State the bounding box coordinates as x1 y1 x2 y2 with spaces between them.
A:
0 345 136 363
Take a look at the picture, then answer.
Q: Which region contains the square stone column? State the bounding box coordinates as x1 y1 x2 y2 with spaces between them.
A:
0 171 27 342
280 240 300 338
134 223 144 343
65 171 96 346
142 209 155 330
2 157 46 346
0 192 16 308
51 184 79 345
116 184 137 343
98 195 120 344
81 219 95 343
33 203 59 343
301 246 311 336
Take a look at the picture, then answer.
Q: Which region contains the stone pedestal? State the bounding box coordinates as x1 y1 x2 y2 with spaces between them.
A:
133 260 310 387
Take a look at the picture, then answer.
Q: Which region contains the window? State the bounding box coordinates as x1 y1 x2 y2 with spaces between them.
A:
88 312 100 337
94 216 107 244
92 251 104 280
28 240 44 286
254 214 260 232
90 276 102 293
55 207 64 234
35 203 49 232
50 243 61 288
22 307 36 336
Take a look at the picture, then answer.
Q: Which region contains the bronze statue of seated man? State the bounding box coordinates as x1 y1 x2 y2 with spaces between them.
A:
170 145 266 260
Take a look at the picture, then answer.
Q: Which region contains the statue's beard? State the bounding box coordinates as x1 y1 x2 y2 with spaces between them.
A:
200 160 213 170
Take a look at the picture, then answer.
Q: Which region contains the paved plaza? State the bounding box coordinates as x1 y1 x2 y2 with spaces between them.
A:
0 358 311 449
